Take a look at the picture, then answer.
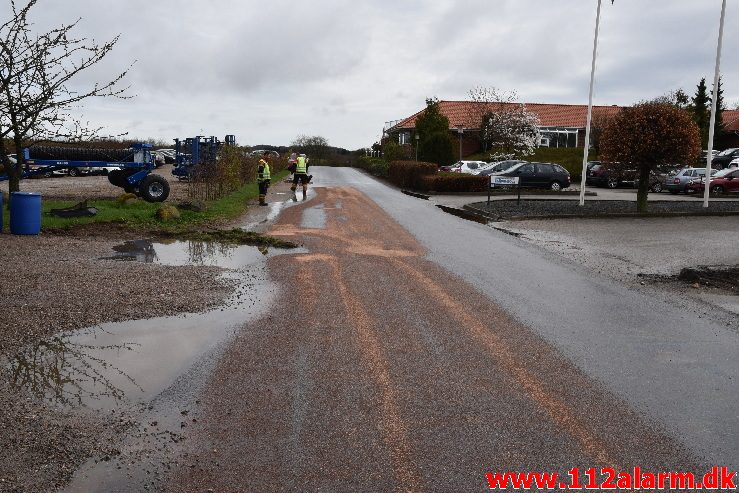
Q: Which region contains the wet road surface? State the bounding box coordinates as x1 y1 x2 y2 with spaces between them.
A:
161 168 739 492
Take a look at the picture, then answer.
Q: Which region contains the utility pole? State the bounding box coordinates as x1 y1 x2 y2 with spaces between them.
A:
704 0 727 208
579 0 603 206
457 125 464 161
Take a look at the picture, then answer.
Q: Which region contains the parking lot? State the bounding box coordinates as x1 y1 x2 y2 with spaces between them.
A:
495 215 739 318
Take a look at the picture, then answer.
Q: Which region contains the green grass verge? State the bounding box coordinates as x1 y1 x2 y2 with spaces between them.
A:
1 171 288 233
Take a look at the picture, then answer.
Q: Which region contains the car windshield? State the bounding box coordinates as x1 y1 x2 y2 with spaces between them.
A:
504 162 527 174
717 148 737 156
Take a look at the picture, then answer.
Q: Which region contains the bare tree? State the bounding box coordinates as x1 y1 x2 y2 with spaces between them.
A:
291 134 329 162
0 0 131 193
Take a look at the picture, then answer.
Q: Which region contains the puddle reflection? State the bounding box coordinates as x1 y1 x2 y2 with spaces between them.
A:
10 329 142 408
103 240 269 268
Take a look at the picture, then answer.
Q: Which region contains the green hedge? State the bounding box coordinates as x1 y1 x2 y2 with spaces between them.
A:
388 160 438 188
355 156 390 177
418 173 488 193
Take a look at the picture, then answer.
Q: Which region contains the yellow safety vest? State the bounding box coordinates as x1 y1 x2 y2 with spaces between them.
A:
258 159 271 182
296 156 307 174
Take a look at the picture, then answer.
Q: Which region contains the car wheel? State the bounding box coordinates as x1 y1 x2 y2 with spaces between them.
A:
606 177 618 189
43 170 52 178
139 174 170 202
550 181 562 192
67 167 79 177
711 185 724 195
650 182 662 193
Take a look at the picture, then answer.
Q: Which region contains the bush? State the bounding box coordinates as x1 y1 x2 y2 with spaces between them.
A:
419 131 455 167
356 156 389 177
418 173 488 193
388 161 438 188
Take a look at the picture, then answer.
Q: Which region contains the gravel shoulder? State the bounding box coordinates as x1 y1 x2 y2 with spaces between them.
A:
0 231 233 492
493 215 739 323
0 168 295 492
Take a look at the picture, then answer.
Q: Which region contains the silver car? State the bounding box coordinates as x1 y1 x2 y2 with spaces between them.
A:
666 167 716 194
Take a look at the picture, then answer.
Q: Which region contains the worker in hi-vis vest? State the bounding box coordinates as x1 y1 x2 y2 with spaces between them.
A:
291 153 312 200
257 151 271 206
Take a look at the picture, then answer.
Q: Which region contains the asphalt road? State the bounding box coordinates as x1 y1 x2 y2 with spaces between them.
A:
165 167 738 492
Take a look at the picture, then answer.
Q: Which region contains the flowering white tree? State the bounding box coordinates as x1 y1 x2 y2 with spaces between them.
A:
482 103 540 158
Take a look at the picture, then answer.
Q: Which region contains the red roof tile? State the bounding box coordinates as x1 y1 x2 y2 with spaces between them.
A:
391 101 624 131
724 110 739 132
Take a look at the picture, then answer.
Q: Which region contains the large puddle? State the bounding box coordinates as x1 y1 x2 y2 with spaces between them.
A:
9 239 293 412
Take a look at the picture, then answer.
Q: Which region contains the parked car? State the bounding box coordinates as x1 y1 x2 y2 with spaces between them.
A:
441 160 488 174
155 149 176 164
633 168 676 193
249 149 280 159
686 168 739 194
710 148 739 169
699 149 719 164
666 167 717 194
496 162 571 191
477 160 528 176
586 163 636 189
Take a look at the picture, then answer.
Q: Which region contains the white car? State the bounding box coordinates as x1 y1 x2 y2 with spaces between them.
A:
729 157 739 168
443 160 489 175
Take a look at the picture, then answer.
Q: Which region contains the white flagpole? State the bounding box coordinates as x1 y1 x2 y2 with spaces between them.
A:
703 0 727 208
579 0 603 206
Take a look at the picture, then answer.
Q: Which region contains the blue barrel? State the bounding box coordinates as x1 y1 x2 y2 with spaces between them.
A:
10 192 41 235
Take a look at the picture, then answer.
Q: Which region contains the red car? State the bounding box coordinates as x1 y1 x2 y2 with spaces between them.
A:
686 168 739 194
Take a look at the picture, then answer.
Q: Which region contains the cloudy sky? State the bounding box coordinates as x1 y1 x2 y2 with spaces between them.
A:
5 0 737 149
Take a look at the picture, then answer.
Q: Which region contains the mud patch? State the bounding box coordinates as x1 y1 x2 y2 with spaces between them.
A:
677 265 739 293
640 265 739 294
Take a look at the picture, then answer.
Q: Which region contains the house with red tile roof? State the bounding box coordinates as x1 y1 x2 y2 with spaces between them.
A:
722 109 739 147
385 101 623 156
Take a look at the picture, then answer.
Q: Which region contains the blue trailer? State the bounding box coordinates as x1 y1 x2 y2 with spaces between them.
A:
1 143 170 202
172 135 236 180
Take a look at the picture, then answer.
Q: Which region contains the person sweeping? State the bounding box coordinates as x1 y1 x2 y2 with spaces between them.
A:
291 153 311 200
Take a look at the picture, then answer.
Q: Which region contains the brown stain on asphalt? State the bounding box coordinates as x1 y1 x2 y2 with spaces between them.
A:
167 185 699 491
325 254 422 493
273 188 619 471
389 259 619 471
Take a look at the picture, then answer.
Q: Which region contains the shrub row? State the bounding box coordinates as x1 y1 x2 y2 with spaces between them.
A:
418 173 488 193
387 161 438 188
355 156 389 177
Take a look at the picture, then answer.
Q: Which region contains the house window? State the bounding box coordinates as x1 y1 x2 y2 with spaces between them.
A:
398 132 412 145
540 128 578 148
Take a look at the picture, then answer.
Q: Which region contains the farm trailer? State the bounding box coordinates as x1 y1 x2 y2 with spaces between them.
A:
1 143 170 202
172 135 236 180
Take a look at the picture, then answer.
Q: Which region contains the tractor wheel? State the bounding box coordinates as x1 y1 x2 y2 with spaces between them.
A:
139 174 170 202
108 169 126 187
